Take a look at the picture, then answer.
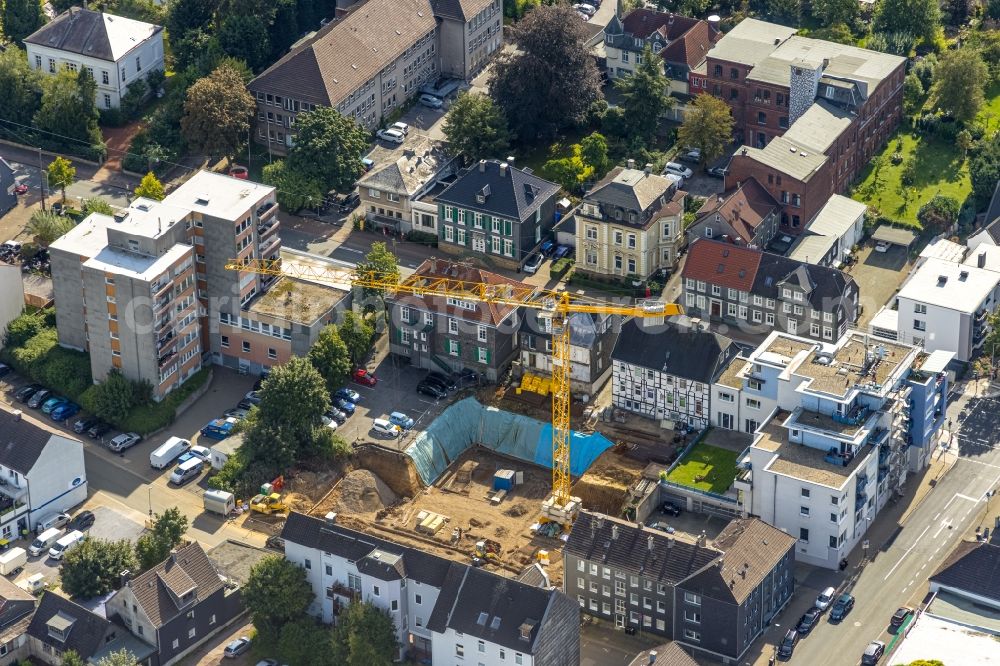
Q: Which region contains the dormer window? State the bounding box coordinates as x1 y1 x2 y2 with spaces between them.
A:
46 611 76 641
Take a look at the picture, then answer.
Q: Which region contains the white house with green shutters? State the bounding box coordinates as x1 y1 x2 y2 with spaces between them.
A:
434 159 560 270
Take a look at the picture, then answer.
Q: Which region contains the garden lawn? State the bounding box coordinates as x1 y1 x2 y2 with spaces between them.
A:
978 82 1000 130
852 132 971 228
665 442 740 494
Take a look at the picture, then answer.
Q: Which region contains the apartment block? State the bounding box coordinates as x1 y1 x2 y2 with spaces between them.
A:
712 330 948 568
564 511 794 663
434 0 503 79
519 312 620 395
282 511 581 665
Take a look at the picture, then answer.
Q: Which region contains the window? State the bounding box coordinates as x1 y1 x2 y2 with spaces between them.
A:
683 592 701 606
800 506 810 516
913 319 926 331
456 644 464 657
448 318 458 334
684 610 701 623
747 378 762 391
746 398 761 409
448 339 460 356
373 585 380 597
391 600 398 611
221 336 229 348
477 347 488 364
103 94 111 109
914 303 927 314
242 341 250 353
801 488 810 498
135 56 142 71
188 627 196 639
172 639 179 649
683 629 701 642
304 558 311 570
586 225 598 240
478 640 486 653
48 58 56 73
477 325 487 342
799 528 809 542
758 111 767 125
102 70 109 84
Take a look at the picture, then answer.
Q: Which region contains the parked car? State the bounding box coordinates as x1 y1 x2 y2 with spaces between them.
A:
376 128 405 144
337 192 360 213
73 416 99 434
50 402 80 421
371 418 401 439
229 166 249 180
0 363 10 378
333 397 356 415
237 399 255 411
573 3 595 15
13 183 27 195
224 637 252 658
335 387 361 403
223 407 250 421
108 432 142 452
875 240 891 253
796 607 822 635
830 593 855 622
861 640 885 665
425 371 457 392
706 163 730 178
352 369 378 386
416 380 447 399
325 407 348 424
777 629 798 660
27 389 52 409
577 10 590 20
679 148 701 163
458 368 480 385
201 417 238 440
645 521 675 534
554 245 573 259
660 501 682 516
663 161 694 179
87 421 111 439
663 172 684 188
419 94 444 109
389 411 415 430
391 122 409 136
540 240 556 257
815 586 836 611
41 395 68 414
890 607 913 628
178 445 211 464
523 253 544 274
69 510 95 531
243 390 263 405
15 384 42 402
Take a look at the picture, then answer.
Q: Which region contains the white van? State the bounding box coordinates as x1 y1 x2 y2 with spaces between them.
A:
169 457 204 485
34 512 70 534
48 530 84 560
150 436 191 469
30 528 63 556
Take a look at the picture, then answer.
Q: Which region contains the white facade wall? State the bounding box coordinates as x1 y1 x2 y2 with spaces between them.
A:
24 433 87 531
895 297 972 362
25 31 164 109
0 266 24 348
431 626 534 666
612 361 710 428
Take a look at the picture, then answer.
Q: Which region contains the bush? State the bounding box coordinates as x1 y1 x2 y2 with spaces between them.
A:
4 311 47 348
405 230 438 247
550 257 574 279
118 368 210 434
2 323 93 401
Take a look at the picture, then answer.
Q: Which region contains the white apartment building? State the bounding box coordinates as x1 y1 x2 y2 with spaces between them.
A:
25 7 164 110
281 512 580 666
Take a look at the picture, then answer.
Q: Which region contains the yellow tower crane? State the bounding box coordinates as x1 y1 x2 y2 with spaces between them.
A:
226 257 682 526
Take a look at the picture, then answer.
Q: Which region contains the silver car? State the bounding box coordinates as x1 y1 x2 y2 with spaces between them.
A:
108 432 141 452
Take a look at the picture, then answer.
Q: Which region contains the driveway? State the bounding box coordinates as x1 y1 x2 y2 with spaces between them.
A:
580 619 662 666
847 243 912 327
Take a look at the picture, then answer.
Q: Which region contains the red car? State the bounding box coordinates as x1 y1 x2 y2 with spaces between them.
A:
13 183 27 195
228 166 249 180
352 369 377 386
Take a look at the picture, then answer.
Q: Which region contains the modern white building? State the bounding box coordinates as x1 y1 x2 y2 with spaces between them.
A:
0 265 25 349
280 511 580 666
787 195 866 268
0 408 87 538
24 7 164 110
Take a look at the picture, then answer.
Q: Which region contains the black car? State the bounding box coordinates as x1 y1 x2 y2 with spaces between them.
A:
69 510 95 531
661 501 682 516
27 389 51 409
861 641 885 665
458 368 480 385
796 607 822 635
830 593 855 622
87 421 112 439
890 607 913 628
417 380 448 399
777 629 798 660
425 371 457 392
14 384 42 402
0 363 11 378
237 399 255 411
325 407 348 425
72 416 99 434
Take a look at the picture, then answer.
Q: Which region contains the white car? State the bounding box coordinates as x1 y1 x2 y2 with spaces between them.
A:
391 122 409 135
371 418 401 439
189 445 211 461
573 3 595 15
815 586 836 611
874 240 890 253
663 161 694 179
577 10 590 20
679 147 701 163
376 128 405 144
321 415 339 431
663 173 684 188
419 94 443 109
523 253 544 274
108 432 141 452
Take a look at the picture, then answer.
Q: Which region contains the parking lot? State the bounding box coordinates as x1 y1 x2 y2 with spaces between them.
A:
847 242 912 327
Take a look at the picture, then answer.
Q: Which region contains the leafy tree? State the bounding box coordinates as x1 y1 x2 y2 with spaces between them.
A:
912 54 938 91
134 508 188 571
46 157 75 203
615 45 673 144
61 651 86 666
181 63 255 162
765 0 800 25
942 0 972 26
94 650 137 666
928 48 988 124
338 312 374 367
34 70 102 154
543 146 591 193
268 0 301 60
218 14 271 72
970 135 1000 205
5 311 46 347
60 540 138 598
330 601 399 665
262 160 325 213
172 28 224 76
873 0 939 43
810 23 855 45
166 0 220 37
442 92 512 165
3 0 42 44
811 0 857 26
276 617 335 666
676 94 735 166
90 369 137 423
903 72 925 116
134 171 165 201
957 130 973 159
356 241 400 314
866 31 916 56
242 556 314 643
286 106 369 193
579 132 609 176
82 198 115 216
308 325 352 394
0 48 42 130
489 3 602 142
256 357 329 447
27 210 75 246
917 195 960 230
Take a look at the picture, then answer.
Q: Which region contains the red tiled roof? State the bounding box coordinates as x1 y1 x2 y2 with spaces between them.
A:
696 178 779 242
682 238 762 292
660 20 719 68
396 259 533 326
622 8 700 40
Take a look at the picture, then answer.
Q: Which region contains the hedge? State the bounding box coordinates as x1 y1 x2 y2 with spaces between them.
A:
2 324 92 400
118 368 210 435
550 257 575 280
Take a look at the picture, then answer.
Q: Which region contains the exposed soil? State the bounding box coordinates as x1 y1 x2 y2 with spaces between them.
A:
328 469 398 517
571 449 647 517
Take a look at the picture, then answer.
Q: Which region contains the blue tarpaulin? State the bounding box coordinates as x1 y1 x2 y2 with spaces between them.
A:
404 397 613 486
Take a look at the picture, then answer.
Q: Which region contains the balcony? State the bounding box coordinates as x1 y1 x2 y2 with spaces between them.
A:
259 234 280 256
150 279 172 297
155 313 173 336
326 582 360 602
825 448 855 467
153 295 171 314
256 201 277 219
156 330 175 352
258 219 279 237
158 350 177 368
832 405 870 426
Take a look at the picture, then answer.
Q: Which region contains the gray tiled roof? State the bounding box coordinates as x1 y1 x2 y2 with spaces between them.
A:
611 320 736 384
27 592 114 660
0 409 60 474
24 7 161 62
930 541 1000 604
588 167 676 215
125 543 223 628
435 160 560 223
432 0 494 20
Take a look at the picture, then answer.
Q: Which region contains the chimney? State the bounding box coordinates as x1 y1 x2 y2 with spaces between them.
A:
627 158 636 169
979 251 987 269
506 155 516 165
648 650 658 664
119 570 132 588
644 163 653 175
648 535 654 551
169 549 178 563
612 524 619 540
667 537 674 549
500 162 509 176
479 159 487 173
325 511 338 525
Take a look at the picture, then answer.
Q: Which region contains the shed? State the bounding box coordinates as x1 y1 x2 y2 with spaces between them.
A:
872 225 917 248
210 433 243 470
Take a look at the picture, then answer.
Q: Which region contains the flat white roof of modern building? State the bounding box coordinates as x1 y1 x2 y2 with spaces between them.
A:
806 195 866 234
897 257 999 314
746 35 905 90
49 212 113 259
165 171 275 221
50 196 191 259
920 236 967 264
707 18 796 67
868 307 898 335
963 244 1000 273
83 242 191 281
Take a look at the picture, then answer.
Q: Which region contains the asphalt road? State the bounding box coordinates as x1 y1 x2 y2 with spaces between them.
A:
786 390 1000 666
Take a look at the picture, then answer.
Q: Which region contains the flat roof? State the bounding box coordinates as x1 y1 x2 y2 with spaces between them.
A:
868 307 899 334
247 276 346 324
754 414 868 488
746 35 904 91
963 244 1000 274
83 243 191 281
715 355 749 389
920 237 968 263
807 195 867 235
708 18 796 67
787 232 838 264
164 170 274 221
871 225 917 246
920 349 956 374
781 101 855 155
891 606 1000 666
898 257 999 314
793 332 915 399
734 136 829 182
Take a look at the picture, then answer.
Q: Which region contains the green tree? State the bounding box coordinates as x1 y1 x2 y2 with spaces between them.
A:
276 617 335 666
543 147 591 193
46 156 76 203
242 555 314 643
614 46 672 144
970 135 1000 205
765 0 800 24
308 324 352 394
27 210 75 246
928 48 988 124
874 0 939 43
34 69 102 154
60 540 138 598
286 106 369 193
217 14 271 72
338 312 374 367
489 3 602 142
134 508 189 571
94 649 137 666
903 72 925 116
61 651 86 666
0 48 42 129
356 241 400 314
676 94 735 166
90 369 137 423
3 0 42 44
957 130 973 159
579 132 609 176
181 63 255 162
134 172 165 201
256 357 330 449
5 310 46 347
917 195 960 230
166 0 220 37
82 198 115 216
811 0 857 26
867 155 888 199
262 160 325 213
330 601 399 665
810 23 855 45
442 92 512 165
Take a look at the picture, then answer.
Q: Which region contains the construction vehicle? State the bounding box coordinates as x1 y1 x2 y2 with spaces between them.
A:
225 258 682 528
472 539 501 566
249 492 287 514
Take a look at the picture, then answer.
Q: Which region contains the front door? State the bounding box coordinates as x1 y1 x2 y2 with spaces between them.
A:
615 614 626 628
719 413 734 429
788 318 798 335
710 300 722 317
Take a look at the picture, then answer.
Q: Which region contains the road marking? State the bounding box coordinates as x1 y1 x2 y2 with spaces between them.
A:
933 519 952 538
920 563 927 571
933 512 941 520
956 493 983 503
960 458 1000 470
339 247 363 254
885 524 931 580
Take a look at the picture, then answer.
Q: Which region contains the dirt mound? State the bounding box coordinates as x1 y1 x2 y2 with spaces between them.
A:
284 492 313 512
572 450 646 516
331 469 398 515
